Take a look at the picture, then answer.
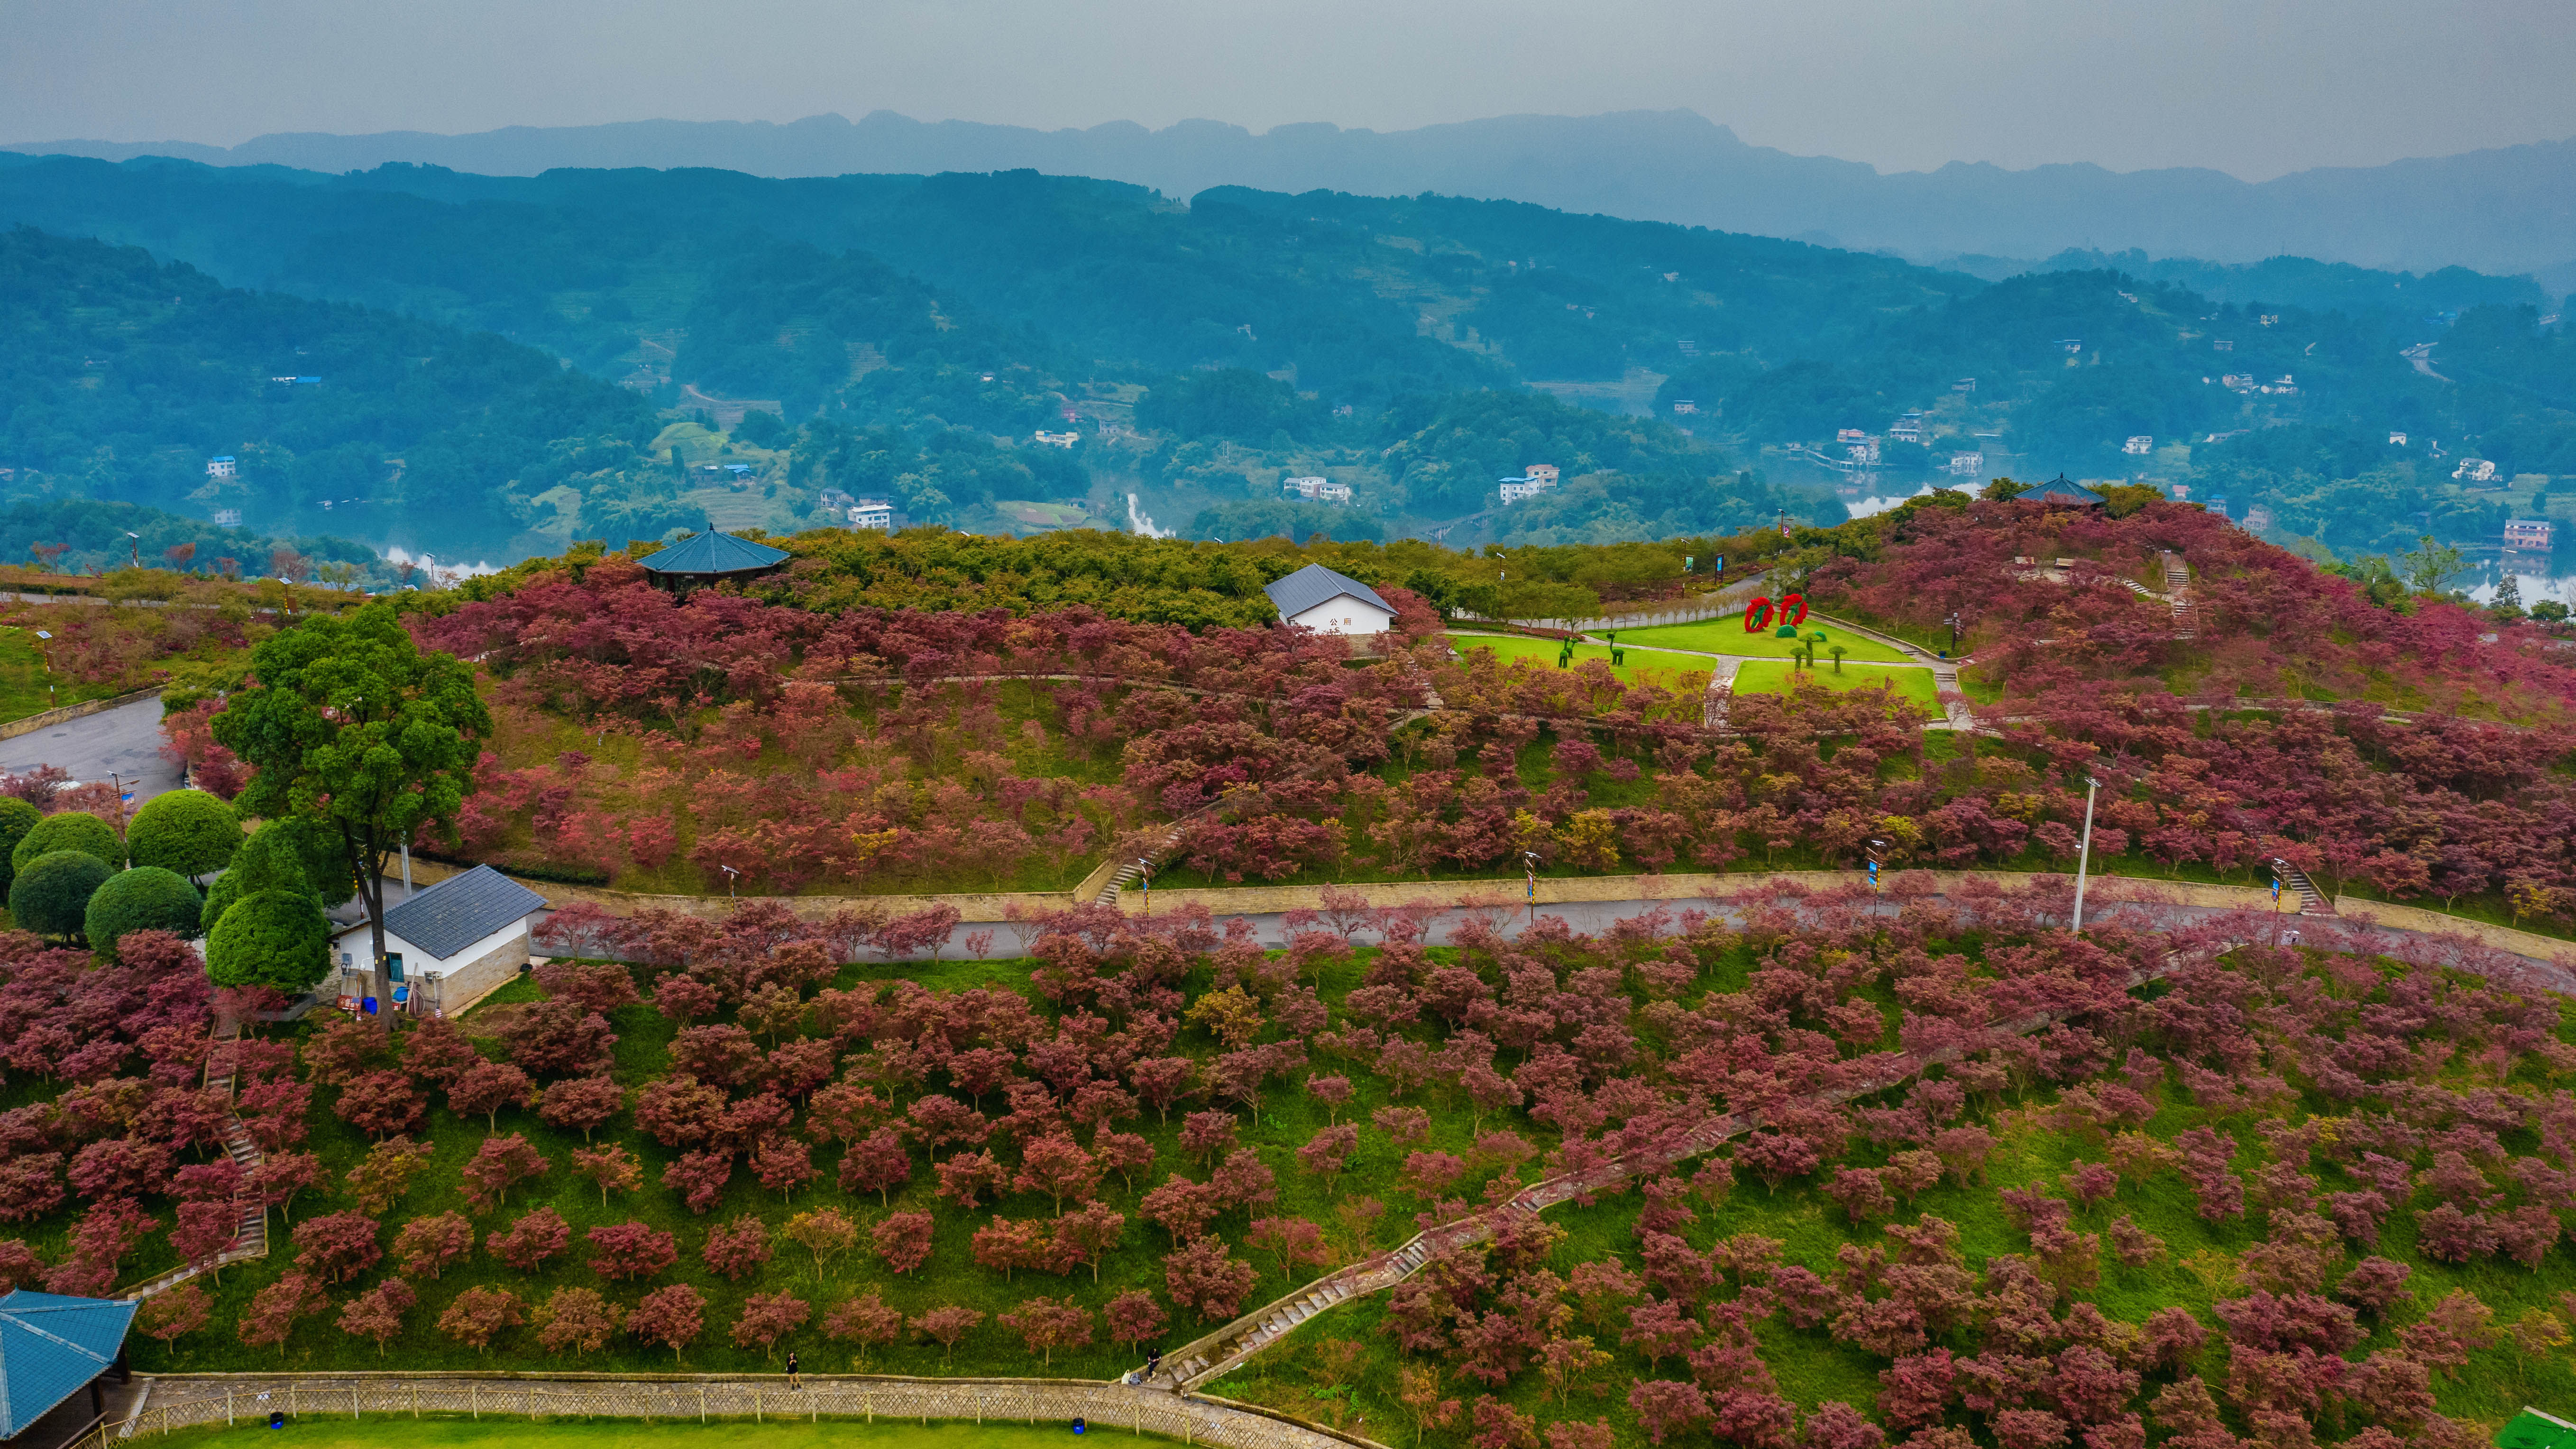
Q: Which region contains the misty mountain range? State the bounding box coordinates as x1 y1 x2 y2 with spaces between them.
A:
12 109 2576 288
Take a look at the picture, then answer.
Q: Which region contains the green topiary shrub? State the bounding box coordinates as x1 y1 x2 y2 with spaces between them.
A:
11 811 121 873
9 849 113 941
199 815 339 933
204 888 332 993
84 866 205 957
124 789 242 879
0 798 39 899
199 869 249 937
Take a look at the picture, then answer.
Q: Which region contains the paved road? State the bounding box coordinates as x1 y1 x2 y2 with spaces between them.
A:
520 888 2572 990
0 696 182 803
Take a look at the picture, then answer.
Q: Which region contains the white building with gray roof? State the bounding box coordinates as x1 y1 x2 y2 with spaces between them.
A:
330 864 549 1017
1262 563 1395 636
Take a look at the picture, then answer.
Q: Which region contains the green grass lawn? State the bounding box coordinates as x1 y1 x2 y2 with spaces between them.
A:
1613 618 1911 663
1444 633 1713 688
1731 658 1941 708
0 625 114 723
146 1417 1172 1449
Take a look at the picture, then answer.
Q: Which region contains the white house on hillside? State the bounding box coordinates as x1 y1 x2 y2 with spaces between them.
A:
1264 563 1394 636
330 865 548 1016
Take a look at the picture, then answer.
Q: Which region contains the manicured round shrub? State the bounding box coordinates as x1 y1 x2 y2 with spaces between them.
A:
204 888 332 993
10 811 121 873
84 866 205 956
199 868 250 937
10 849 113 941
0 797 39 899
125 789 242 879
201 816 339 932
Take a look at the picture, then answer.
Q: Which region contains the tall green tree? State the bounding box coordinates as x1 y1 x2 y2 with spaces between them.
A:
211 602 488 1007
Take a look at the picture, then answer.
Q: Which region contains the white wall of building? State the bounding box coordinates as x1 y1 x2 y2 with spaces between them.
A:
332 917 532 1015
1287 597 1393 635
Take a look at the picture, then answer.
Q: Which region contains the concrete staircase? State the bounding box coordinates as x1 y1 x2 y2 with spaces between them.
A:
119 1026 268 1300
2277 862 2335 916
2162 552 2196 639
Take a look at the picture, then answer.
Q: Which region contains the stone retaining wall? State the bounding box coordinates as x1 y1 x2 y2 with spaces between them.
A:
0 685 161 742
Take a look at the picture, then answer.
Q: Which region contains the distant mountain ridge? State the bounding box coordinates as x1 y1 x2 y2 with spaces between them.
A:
11 109 2576 283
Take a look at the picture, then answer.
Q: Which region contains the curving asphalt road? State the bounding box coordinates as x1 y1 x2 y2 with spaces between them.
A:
512 886 2572 994
0 695 181 804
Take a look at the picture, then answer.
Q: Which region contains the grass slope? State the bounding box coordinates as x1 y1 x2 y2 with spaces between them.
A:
1444 634 1714 690
1614 619 1911 664
1730 660 1941 708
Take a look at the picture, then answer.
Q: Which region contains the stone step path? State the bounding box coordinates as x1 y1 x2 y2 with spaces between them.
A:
1699 657 1741 728
1929 662 1978 732
119 1026 268 1300
2162 551 2196 639
2277 861 2335 916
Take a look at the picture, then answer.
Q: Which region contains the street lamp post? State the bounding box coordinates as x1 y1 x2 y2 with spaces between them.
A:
1522 851 1540 929
125 532 140 570
2070 775 2101 933
719 865 739 900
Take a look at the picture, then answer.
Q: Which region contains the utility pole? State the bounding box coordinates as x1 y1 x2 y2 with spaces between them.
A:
2071 776 2101 932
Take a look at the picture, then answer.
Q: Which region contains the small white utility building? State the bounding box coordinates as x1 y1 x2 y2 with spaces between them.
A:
1264 563 1394 636
330 864 549 1016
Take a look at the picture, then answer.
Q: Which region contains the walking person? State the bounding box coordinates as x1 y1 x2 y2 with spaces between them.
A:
786 1350 801 1390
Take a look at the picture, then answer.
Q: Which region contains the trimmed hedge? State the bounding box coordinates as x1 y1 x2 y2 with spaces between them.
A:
9 849 111 940
84 865 204 956
204 887 332 992
125 789 242 879
10 811 120 872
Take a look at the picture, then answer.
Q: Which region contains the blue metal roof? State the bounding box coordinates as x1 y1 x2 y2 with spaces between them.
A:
381 865 548 963
637 531 792 577
2025 474 2106 505
0 1292 136 1437
1263 563 1393 621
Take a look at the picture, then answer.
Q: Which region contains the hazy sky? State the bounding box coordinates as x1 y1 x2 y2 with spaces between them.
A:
7 0 2572 181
